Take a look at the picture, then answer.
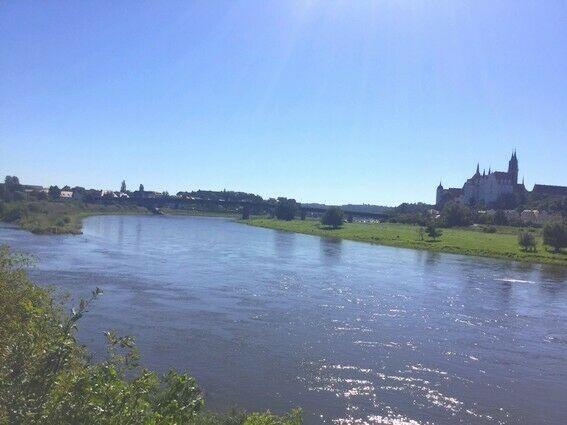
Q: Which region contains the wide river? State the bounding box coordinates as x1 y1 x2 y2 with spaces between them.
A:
1 215 566 424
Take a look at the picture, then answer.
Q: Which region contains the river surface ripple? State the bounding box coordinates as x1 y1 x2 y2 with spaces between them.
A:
1 215 566 424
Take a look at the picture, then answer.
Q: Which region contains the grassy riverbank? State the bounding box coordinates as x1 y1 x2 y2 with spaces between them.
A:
0 201 150 235
243 218 567 266
0 201 243 235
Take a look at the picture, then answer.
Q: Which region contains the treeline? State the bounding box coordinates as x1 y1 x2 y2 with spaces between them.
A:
177 189 264 204
0 245 301 424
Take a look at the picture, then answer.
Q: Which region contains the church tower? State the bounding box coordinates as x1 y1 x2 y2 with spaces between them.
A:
507 151 518 184
436 181 444 206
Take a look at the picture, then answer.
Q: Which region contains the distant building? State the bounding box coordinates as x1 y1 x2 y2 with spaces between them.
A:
532 184 567 197
22 185 44 193
101 190 117 198
436 152 565 208
60 190 73 199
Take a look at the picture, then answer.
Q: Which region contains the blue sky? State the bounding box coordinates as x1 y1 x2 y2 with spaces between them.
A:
1 1 566 206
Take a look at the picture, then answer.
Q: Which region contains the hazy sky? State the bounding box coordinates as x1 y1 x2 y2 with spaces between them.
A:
1 1 566 206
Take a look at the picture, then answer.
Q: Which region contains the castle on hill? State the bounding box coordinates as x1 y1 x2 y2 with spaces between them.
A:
436 151 567 207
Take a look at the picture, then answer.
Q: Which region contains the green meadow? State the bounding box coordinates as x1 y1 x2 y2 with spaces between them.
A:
243 218 567 266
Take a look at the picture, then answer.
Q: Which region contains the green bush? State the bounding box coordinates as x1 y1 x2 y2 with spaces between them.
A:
275 198 298 221
426 223 442 241
0 245 301 424
321 207 344 229
441 202 471 227
56 215 71 226
2 204 27 222
518 232 536 252
543 222 567 253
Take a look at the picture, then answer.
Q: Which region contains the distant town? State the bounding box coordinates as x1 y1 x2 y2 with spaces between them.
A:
1 152 566 227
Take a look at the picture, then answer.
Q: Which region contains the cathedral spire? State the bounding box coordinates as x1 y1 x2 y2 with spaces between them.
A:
508 150 519 184
476 163 480 175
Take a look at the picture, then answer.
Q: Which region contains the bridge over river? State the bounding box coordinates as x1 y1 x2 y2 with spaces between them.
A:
99 197 391 220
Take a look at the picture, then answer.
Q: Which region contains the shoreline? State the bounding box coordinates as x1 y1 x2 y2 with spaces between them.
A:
0 201 240 235
241 218 567 267
3 203 565 267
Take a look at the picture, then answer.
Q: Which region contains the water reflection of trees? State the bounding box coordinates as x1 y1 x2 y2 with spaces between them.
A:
414 249 441 267
319 237 342 263
538 265 567 285
117 216 124 244
273 230 296 259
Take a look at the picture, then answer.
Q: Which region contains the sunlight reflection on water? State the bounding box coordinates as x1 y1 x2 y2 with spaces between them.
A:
1 216 566 424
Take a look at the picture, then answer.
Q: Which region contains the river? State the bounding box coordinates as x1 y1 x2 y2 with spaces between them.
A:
1 215 566 424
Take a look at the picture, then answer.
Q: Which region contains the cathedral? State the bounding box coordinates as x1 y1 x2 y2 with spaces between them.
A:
436 151 527 207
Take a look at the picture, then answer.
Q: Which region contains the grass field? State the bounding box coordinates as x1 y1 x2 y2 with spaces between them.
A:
243 218 567 266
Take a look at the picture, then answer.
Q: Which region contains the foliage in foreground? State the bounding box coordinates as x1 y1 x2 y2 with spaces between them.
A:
0 245 301 424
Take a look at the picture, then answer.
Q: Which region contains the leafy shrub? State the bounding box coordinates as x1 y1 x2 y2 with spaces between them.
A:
244 409 302 425
275 198 298 221
426 223 442 241
242 206 250 220
543 222 567 253
482 226 497 233
493 209 507 225
2 204 27 222
56 215 71 226
321 207 344 229
0 245 301 424
441 202 471 227
518 232 536 252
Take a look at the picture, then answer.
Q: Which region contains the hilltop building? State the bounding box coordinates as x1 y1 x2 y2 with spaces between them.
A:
436 152 566 208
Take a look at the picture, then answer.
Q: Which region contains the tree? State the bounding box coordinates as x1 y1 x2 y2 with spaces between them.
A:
518 232 536 252
275 198 298 221
321 206 344 229
4 175 20 191
139 184 144 192
2 176 21 200
493 209 507 225
426 223 442 241
441 202 471 227
242 205 250 220
120 180 127 193
543 222 567 253
48 185 61 200
346 214 354 223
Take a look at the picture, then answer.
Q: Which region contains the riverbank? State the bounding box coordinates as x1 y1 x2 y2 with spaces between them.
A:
0 201 242 235
243 218 567 266
0 201 150 235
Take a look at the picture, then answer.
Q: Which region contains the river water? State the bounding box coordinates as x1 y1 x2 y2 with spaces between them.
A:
1 215 566 424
